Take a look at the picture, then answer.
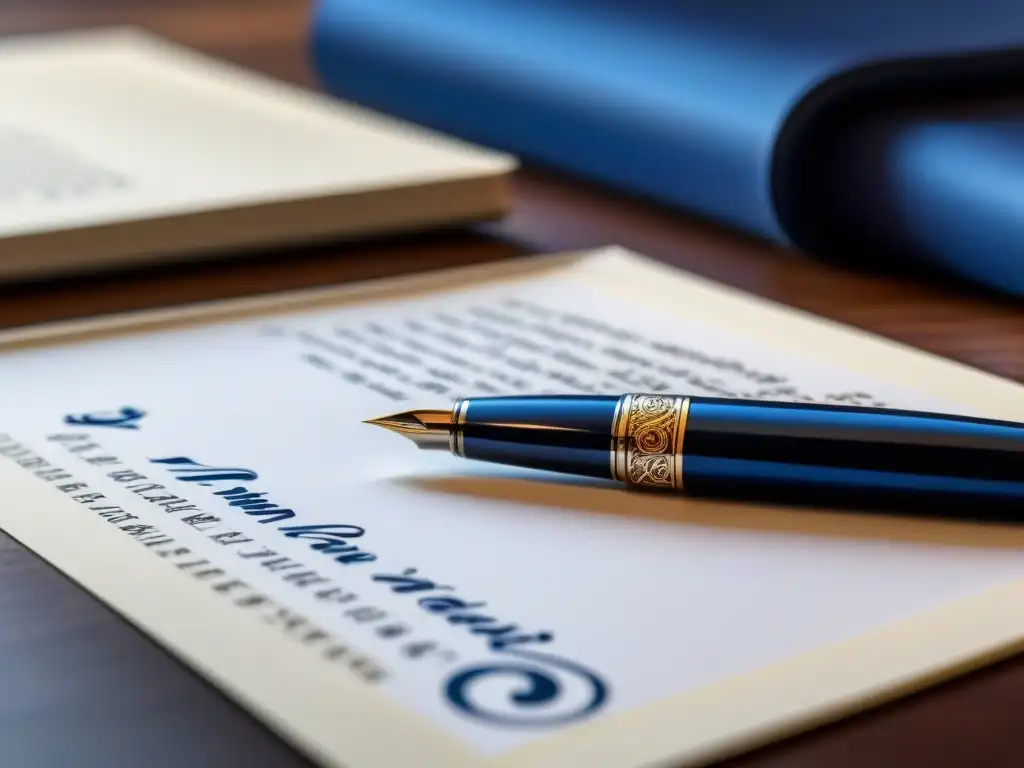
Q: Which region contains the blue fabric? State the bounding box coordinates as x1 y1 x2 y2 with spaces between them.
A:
898 119 1024 292
830 107 1024 294
310 0 1024 295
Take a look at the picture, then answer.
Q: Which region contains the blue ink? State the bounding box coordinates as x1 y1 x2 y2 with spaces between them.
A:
279 524 377 564
445 649 608 727
75 412 608 727
213 487 296 524
65 407 146 429
149 456 377 565
151 456 258 484
374 568 609 726
374 568 451 594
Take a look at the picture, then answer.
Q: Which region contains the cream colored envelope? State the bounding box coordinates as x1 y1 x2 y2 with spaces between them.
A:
1 246 1023 768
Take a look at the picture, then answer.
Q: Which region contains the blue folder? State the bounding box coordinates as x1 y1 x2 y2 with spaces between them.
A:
310 1 1024 296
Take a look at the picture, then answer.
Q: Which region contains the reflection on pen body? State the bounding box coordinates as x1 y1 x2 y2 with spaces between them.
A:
366 393 1024 514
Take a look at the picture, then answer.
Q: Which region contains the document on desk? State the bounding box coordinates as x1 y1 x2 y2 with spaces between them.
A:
2 246 1024 768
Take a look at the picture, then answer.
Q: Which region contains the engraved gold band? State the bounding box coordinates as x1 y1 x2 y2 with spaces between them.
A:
610 394 690 490
450 398 469 457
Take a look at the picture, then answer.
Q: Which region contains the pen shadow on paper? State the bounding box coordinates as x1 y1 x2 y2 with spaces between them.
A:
394 472 1024 550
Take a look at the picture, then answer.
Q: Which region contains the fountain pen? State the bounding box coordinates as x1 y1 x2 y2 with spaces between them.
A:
365 393 1024 508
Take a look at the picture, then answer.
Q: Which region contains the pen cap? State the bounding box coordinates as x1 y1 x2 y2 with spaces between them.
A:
456 395 619 479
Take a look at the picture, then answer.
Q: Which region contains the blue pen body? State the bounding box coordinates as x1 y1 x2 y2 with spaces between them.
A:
459 395 620 479
683 398 1024 506
455 394 1024 511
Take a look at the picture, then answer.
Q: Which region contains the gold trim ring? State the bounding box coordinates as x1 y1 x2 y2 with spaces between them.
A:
450 399 470 457
610 394 690 490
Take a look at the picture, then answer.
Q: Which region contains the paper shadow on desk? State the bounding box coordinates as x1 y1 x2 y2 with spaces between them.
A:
397 473 1024 550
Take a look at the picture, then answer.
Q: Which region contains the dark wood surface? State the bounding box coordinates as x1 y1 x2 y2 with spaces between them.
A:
4 1 1024 766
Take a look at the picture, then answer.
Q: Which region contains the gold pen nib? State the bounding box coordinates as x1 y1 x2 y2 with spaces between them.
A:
363 409 452 450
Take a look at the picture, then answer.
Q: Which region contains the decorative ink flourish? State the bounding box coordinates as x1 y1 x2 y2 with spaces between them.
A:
445 649 608 727
373 568 609 727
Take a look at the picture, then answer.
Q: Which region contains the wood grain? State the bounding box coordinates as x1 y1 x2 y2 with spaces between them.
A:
3 1 1024 766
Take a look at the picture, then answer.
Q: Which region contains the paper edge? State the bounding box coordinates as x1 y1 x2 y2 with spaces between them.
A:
0 25 518 178
1 245 1024 767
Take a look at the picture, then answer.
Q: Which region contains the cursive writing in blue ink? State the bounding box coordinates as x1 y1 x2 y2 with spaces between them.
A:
374 569 553 651
374 568 609 727
149 456 377 564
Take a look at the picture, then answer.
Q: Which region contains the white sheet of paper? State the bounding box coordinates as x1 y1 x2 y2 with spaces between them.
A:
2 247 1024 767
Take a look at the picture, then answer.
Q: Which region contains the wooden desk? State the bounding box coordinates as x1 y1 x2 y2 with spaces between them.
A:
3 2 1024 766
